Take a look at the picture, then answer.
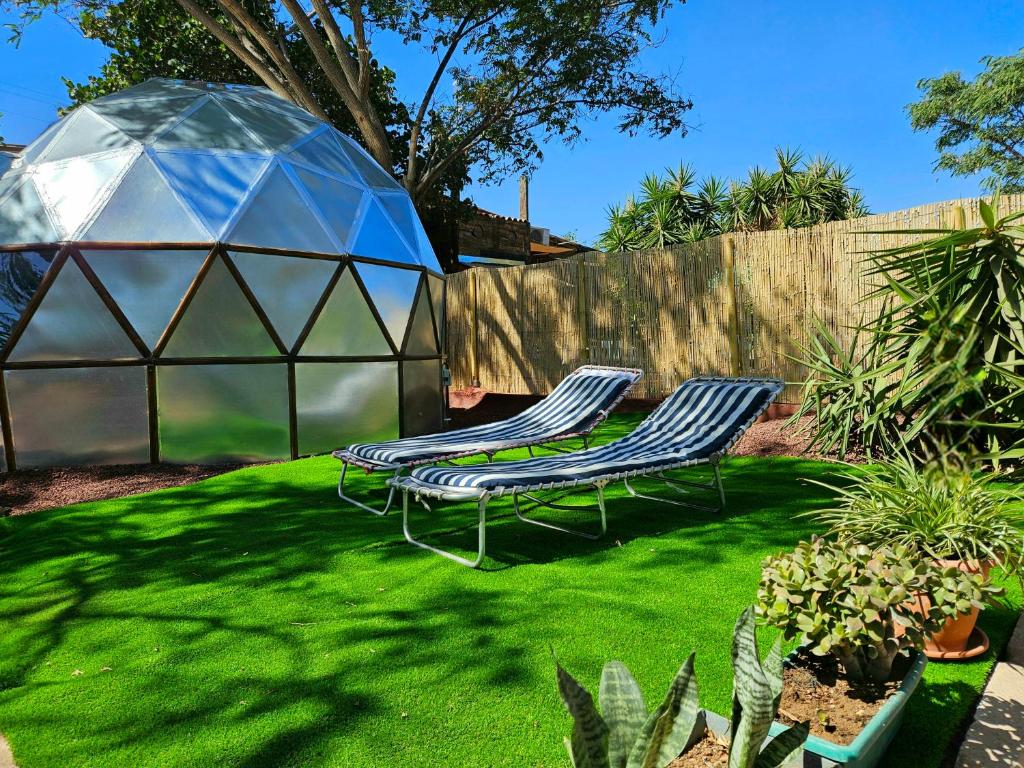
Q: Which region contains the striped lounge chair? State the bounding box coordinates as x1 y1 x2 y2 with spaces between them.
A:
389 377 783 567
333 365 642 515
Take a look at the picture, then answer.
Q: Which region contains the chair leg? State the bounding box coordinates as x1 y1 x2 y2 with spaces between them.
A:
402 489 488 568
337 461 399 516
622 465 723 513
512 484 608 539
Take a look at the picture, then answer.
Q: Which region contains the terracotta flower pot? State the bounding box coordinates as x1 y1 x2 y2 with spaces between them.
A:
911 558 992 659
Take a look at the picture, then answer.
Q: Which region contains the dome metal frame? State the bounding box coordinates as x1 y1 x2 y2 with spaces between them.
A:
0 240 445 472
0 79 447 472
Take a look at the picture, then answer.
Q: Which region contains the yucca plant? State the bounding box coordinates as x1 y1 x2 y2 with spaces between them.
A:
794 197 1024 458
554 608 808 768
597 149 867 251
789 317 902 459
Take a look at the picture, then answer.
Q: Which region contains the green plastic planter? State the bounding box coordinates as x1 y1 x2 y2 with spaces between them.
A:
767 648 928 768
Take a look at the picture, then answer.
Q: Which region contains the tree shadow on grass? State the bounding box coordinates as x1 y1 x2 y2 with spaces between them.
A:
0 423 851 767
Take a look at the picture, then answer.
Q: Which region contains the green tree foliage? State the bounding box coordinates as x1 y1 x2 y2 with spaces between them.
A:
908 49 1024 193
7 0 691 202
598 148 869 252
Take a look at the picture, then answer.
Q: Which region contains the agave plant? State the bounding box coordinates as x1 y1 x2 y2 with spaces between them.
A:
554 608 808 768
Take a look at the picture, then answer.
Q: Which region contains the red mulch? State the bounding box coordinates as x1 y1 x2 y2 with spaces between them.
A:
0 464 239 517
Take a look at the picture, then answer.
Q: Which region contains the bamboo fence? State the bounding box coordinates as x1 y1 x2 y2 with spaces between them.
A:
446 195 1024 402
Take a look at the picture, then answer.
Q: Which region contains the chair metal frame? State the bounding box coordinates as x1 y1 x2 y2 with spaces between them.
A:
335 365 635 515
391 376 782 567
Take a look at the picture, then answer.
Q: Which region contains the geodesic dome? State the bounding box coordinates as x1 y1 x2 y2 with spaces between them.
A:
0 78 444 471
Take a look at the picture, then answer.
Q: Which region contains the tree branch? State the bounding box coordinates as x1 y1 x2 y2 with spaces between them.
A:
213 0 327 119
172 0 292 100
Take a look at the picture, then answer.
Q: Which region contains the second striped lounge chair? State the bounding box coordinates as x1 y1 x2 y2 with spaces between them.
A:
333 365 642 515
389 377 783 567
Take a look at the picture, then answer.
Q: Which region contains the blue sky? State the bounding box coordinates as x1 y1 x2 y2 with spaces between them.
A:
1 0 1022 245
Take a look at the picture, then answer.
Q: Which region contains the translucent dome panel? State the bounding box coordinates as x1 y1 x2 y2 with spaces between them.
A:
8 257 140 362
287 130 360 183
295 362 398 455
0 178 59 244
35 107 137 164
352 262 421 349
154 150 269 239
82 153 210 242
290 167 364 249
404 280 438 355
229 251 337 350
351 199 419 265
0 249 55 349
89 95 201 142
154 97 261 151
225 164 336 253
84 249 208 348
6 366 149 467
162 255 279 357
299 266 391 356
32 149 136 238
157 363 290 463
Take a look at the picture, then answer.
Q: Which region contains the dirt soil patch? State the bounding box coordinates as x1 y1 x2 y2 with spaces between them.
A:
666 728 730 767
776 650 902 745
0 464 241 516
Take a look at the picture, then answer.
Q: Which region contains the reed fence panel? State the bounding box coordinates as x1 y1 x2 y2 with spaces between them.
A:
445 195 1024 402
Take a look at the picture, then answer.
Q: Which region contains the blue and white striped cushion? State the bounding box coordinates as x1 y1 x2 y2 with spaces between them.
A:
338 366 640 466
406 378 781 491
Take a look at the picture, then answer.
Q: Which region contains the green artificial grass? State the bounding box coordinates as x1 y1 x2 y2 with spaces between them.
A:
0 413 1019 768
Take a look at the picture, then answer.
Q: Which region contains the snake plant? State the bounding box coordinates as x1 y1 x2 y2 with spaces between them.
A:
554 608 808 768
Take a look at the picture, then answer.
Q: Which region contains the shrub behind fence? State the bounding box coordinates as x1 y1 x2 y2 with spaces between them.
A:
445 195 1024 402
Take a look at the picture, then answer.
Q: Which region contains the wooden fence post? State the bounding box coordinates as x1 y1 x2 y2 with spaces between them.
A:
575 252 590 363
723 236 743 376
469 269 480 387
952 204 966 230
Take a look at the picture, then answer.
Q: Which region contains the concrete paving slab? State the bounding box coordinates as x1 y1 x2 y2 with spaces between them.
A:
956 613 1024 768
0 734 15 768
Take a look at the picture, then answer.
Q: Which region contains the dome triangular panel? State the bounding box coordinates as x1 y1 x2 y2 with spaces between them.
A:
89 95 202 143
226 164 336 253
287 131 359 183
162 255 278 357
351 199 419 265
404 280 438 355
336 134 401 189
291 166 364 250
217 96 319 151
85 249 208 348
300 266 391 356
375 192 422 255
154 150 269 239
32 149 137 238
154 97 265 151
8 257 140 362
0 176 59 244
352 262 421 348
36 107 136 164
83 152 211 242
229 251 337 349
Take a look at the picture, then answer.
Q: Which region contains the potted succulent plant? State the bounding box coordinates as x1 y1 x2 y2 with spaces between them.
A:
756 537 999 767
811 452 1022 658
554 608 808 768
